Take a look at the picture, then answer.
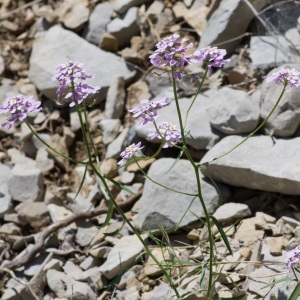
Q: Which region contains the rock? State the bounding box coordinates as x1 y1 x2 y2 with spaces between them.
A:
144 248 171 276
46 269 97 300
29 25 135 104
15 202 50 228
75 220 99 247
107 7 140 49
83 2 113 45
146 1 164 20
118 265 143 289
199 0 270 54
7 164 44 202
141 283 173 300
79 255 101 270
99 234 145 279
81 267 107 291
23 252 49 277
35 148 55 173
261 65 300 137
62 3 89 31
138 158 230 231
7 148 35 166
200 135 300 195
105 127 129 159
184 6 208 36
0 163 12 217
136 94 222 150
99 33 119 52
113 0 148 14
105 76 126 119
249 36 300 69
0 55 4 75
204 87 260 134
234 217 264 246
62 261 83 281
213 203 251 223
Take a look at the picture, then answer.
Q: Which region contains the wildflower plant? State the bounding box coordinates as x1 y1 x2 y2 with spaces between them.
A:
1 33 300 300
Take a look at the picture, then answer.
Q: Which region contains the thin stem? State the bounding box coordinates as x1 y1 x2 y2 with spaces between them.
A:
184 67 209 130
24 120 87 165
200 82 288 167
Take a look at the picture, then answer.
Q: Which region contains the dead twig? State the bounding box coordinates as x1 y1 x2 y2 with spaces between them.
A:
2 188 143 270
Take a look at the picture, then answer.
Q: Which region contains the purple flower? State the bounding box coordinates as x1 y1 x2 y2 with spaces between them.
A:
52 61 100 106
191 46 230 73
266 68 300 87
128 96 172 126
0 94 42 129
286 245 300 273
118 142 144 165
148 121 181 148
149 34 194 79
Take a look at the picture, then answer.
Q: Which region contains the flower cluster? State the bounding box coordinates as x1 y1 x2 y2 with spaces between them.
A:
149 34 194 69
266 68 300 88
286 245 300 273
149 34 230 78
148 121 181 148
0 95 42 129
52 61 100 107
118 142 144 166
191 46 230 73
128 97 172 126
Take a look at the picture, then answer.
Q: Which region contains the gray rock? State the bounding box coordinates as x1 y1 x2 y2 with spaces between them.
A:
83 2 113 45
204 87 260 134
107 7 140 49
118 265 143 289
100 119 121 145
249 36 300 69
66 193 93 213
35 148 54 173
199 0 269 54
261 65 300 137
80 267 106 291
135 94 222 150
105 127 129 159
29 25 135 103
0 55 4 75
200 135 300 195
99 234 145 279
105 76 126 119
75 220 99 247
114 0 148 14
139 158 230 231
7 148 35 166
2 278 34 300
0 163 12 217
62 260 83 281
79 255 101 270
213 203 251 223
141 283 175 300
46 269 97 300
285 28 300 52
23 252 49 277
7 164 44 202
62 3 89 31
15 202 50 228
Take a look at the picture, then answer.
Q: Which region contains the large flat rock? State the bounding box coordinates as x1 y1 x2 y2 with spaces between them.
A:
29 25 135 103
138 158 230 231
200 135 300 195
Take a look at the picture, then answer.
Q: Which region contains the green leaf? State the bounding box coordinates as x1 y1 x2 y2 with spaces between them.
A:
210 215 232 255
199 259 209 288
104 220 126 236
261 277 296 289
165 149 184 174
213 294 245 300
73 165 88 201
289 281 300 300
107 177 136 195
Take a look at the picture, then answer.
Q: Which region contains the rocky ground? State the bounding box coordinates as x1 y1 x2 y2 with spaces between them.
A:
1 0 300 299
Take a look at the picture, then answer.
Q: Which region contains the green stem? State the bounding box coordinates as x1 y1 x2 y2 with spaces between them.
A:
184 67 209 130
200 82 288 166
24 120 87 165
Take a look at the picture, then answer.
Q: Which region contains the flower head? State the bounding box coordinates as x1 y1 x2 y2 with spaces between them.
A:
149 34 194 79
52 61 100 106
118 142 144 165
0 95 42 129
266 68 300 87
128 96 172 126
192 46 230 73
148 121 181 148
286 245 300 273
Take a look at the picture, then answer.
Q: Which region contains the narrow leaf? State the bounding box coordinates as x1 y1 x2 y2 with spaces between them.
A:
289 281 300 300
165 149 184 174
210 215 232 255
213 294 245 300
104 220 125 236
108 177 135 195
261 277 295 289
73 165 88 201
